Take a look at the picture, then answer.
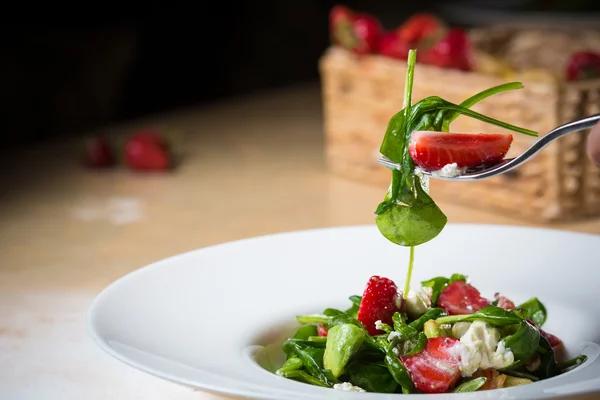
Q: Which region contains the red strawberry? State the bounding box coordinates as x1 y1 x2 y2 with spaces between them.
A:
378 31 410 60
409 131 513 171
124 131 171 171
438 281 491 315
400 337 462 393
329 5 381 55
420 28 473 71
317 324 328 337
566 52 600 81
494 293 516 311
357 276 402 336
397 13 446 49
83 136 114 168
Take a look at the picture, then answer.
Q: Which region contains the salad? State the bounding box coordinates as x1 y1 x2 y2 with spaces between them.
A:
276 49 587 393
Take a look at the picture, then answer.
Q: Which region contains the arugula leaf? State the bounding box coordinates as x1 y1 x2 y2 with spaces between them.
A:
517 298 547 327
345 362 398 393
503 320 541 361
436 305 522 326
452 377 487 392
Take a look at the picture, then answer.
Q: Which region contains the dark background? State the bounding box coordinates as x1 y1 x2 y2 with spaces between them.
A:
2 0 600 148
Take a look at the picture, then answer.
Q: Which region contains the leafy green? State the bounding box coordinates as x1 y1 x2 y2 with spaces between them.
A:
296 315 329 325
408 308 447 331
534 336 562 379
323 308 345 317
276 357 303 375
557 355 587 372
292 325 318 340
279 370 329 387
403 332 427 356
345 295 362 318
375 51 537 249
503 320 541 361
452 377 487 392
345 362 398 393
436 305 523 326
282 340 337 387
384 350 415 393
517 298 547 327
327 313 365 330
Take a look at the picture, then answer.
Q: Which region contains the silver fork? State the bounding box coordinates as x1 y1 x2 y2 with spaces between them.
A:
376 114 600 181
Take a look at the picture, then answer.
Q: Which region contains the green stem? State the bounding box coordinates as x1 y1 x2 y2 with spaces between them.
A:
557 355 587 371
402 50 417 109
404 246 415 295
296 315 329 325
443 82 526 130
435 314 472 325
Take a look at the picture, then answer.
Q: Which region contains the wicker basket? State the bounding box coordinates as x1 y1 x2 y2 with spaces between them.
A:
320 44 600 222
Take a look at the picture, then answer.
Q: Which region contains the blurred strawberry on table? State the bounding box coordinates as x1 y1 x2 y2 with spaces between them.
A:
82 136 114 168
566 51 600 81
124 130 171 171
329 5 382 55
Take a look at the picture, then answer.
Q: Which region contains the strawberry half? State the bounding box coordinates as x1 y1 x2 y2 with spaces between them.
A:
494 293 516 311
357 276 402 336
437 281 491 315
400 337 462 393
409 131 513 171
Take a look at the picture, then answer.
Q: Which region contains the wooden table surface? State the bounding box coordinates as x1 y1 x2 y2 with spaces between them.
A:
1 83 598 399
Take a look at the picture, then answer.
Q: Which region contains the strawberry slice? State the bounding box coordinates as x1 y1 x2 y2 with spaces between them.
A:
317 324 328 337
494 293 516 311
409 131 513 171
400 337 462 393
438 281 491 315
357 276 402 336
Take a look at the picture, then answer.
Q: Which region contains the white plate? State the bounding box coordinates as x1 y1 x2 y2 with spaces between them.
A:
87 224 600 399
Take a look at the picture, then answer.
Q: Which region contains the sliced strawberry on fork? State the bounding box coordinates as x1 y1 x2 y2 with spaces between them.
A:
409 131 513 171
437 281 491 315
357 276 402 336
400 337 462 393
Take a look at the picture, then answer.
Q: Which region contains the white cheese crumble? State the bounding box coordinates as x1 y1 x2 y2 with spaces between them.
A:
405 286 433 319
333 382 366 392
375 320 385 331
388 331 401 342
451 322 472 339
431 163 467 178
450 320 515 377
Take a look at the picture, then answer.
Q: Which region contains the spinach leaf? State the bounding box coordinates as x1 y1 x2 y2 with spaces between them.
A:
345 295 362 318
327 313 365 330
452 377 487 392
296 315 329 325
408 308 447 331
503 320 540 361
293 325 318 340
323 324 365 378
517 298 547 327
449 273 467 284
345 362 398 393
436 305 522 326
323 308 345 317
283 340 336 387
375 179 447 246
392 312 418 340
557 355 587 372
533 336 563 379
385 352 415 394
276 357 303 375
279 370 329 387
403 332 427 356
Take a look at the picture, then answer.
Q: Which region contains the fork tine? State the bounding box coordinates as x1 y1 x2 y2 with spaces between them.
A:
376 158 400 170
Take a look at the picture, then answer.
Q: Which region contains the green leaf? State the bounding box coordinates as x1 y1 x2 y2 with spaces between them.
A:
345 362 399 393
408 308 447 331
534 336 562 379
375 181 447 246
327 313 365 330
452 377 487 392
503 320 541 361
384 352 415 394
436 305 523 326
517 298 547 327
292 325 318 340
323 324 365 378
403 332 427 356
344 295 362 318
392 312 418 340
279 370 329 387
296 315 329 325
557 355 587 372
421 277 449 306
449 273 467 284
283 340 335 387
276 357 303 375
323 308 345 317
